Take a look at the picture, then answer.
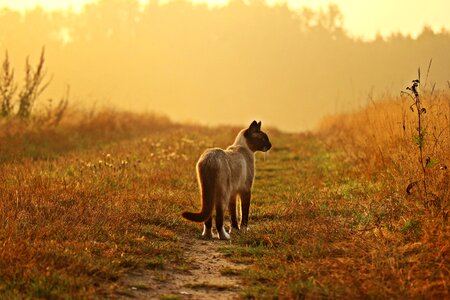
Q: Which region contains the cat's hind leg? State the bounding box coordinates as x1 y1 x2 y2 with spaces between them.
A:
229 194 239 232
202 216 213 239
216 200 230 240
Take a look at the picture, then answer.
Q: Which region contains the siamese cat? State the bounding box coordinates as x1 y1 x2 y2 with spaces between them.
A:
181 121 272 240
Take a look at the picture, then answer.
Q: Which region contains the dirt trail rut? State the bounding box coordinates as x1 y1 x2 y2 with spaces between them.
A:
117 236 246 299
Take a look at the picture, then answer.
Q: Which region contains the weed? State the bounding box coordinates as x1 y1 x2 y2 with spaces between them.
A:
0 48 68 123
402 77 430 206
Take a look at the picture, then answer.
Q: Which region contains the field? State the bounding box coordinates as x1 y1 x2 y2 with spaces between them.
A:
0 90 449 298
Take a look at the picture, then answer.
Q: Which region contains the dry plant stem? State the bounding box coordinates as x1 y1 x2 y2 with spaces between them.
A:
17 47 50 118
416 89 428 206
0 51 17 117
405 78 429 206
1 49 68 124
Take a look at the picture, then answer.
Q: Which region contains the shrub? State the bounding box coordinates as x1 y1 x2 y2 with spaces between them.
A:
0 47 68 124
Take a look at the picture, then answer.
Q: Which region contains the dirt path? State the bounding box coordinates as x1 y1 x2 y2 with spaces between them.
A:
116 235 246 299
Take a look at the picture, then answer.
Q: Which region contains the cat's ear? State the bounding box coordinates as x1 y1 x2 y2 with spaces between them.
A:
257 121 261 130
245 120 259 137
248 120 259 132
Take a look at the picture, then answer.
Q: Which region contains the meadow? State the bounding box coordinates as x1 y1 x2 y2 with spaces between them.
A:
0 87 449 298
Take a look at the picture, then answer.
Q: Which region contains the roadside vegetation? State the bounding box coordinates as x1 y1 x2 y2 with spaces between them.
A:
0 53 448 298
0 111 210 298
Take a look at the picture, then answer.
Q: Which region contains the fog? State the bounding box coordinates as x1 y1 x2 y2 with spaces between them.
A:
1 0 449 131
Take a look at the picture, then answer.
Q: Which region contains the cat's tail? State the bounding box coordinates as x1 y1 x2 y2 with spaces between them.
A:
181 159 216 223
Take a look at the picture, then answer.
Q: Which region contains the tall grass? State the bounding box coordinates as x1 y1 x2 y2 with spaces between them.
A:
319 87 449 219
317 84 449 297
0 48 68 123
0 109 174 163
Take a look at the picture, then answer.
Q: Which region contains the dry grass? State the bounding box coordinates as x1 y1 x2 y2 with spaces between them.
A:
0 110 174 163
0 110 235 298
312 89 450 297
319 88 449 216
0 99 448 298
228 134 448 298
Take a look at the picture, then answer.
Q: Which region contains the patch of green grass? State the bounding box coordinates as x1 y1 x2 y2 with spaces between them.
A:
118 256 141 269
183 282 238 291
219 245 268 264
114 288 136 297
29 276 60 299
401 218 421 237
219 266 242 276
159 294 182 300
144 256 166 270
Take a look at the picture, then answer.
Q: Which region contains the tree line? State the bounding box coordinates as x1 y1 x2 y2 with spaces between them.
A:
1 0 449 130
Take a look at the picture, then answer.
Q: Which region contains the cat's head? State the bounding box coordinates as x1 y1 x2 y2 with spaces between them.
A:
244 120 272 152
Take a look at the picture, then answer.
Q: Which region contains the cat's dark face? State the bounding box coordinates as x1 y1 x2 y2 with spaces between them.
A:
244 121 272 152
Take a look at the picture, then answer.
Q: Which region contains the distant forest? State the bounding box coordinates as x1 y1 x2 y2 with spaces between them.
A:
1 0 449 130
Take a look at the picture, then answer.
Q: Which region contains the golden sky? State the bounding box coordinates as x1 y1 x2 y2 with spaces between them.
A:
1 0 449 40
1 0 449 131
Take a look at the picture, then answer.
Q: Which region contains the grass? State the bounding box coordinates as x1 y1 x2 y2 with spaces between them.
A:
183 282 238 290
159 294 182 300
0 111 211 298
0 96 448 298
222 131 448 298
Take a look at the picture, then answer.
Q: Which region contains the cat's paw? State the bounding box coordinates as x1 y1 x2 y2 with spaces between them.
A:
202 226 213 239
229 226 240 234
218 228 230 240
240 226 249 233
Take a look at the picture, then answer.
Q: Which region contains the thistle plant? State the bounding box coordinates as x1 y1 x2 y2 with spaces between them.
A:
401 72 448 215
402 77 430 206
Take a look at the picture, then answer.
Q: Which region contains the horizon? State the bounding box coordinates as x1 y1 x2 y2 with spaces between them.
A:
1 0 449 131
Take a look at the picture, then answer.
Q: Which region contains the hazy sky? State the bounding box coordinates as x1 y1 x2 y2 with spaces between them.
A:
0 0 449 40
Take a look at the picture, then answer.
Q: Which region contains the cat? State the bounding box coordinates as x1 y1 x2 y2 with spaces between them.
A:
181 120 272 240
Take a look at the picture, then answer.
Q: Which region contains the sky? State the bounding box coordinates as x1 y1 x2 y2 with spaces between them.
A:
0 0 449 40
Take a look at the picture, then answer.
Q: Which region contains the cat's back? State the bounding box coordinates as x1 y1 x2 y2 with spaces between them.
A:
225 145 253 165
198 145 251 170
197 147 228 169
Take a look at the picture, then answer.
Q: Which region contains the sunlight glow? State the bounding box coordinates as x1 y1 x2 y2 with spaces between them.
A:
1 0 450 40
